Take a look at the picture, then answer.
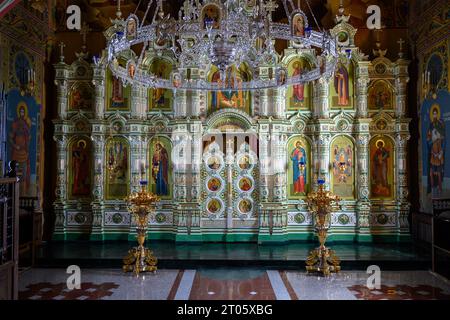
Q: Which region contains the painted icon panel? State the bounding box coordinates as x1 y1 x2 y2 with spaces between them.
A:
330 62 354 109
331 136 355 199
105 138 130 199
149 137 172 199
368 80 394 110
149 59 173 110
370 136 395 199
69 83 93 111
287 137 311 199
69 138 92 199
107 66 130 111
286 58 311 110
208 65 251 114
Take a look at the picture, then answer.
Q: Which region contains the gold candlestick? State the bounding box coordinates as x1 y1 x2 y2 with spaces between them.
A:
305 179 341 276
123 181 160 275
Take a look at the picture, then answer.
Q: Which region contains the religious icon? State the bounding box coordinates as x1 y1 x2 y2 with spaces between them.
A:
376 120 387 131
207 177 221 192
207 156 221 170
331 137 354 199
239 177 253 192
108 141 128 183
292 13 305 37
238 199 252 214
70 84 93 110
9 102 31 194
126 17 137 40
337 31 349 44
317 56 326 74
245 0 256 9
334 63 349 106
276 68 287 86
239 155 251 170
152 141 169 196
202 4 221 29
172 72 182 88
427 104 445 195
111 76 126 108
128 62 136 79
151 60 172 109
207 198 221 213
371 139 391 198
210 67 246 111
71 140 91 197
291 141 307 194
106 140 129 198
292 61 305 103
369 81 393 110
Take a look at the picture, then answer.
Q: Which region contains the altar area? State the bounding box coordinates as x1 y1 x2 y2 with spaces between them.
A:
52 0 411 244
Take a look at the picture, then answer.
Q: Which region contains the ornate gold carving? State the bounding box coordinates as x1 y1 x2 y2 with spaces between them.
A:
123 181 161 275
305 181 341 276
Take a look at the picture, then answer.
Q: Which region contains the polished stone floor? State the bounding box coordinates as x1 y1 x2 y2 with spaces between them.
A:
19 268 450 300
36 241 430 270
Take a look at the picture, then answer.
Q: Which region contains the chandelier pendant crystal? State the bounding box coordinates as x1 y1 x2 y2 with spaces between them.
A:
106 0 338 92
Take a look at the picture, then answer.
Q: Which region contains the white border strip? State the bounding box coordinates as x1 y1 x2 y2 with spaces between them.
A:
174 270 196 300
267 270 291 300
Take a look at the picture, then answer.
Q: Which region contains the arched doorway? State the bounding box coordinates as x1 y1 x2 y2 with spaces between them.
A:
201 112 259 235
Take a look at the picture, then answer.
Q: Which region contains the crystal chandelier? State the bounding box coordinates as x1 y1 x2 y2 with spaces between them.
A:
106 0 338 91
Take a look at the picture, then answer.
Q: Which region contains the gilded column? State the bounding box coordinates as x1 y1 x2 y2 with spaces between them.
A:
395 132 411 236
394 59 410 118
130 135 145 194
53 135 68 238
259 89 269 117
130 85 147 119
355 62 370 118
92 65 106 119
273 88 286 119
258 132 270 203
175 90 188 118
91 133 105 239
394 59 410 237
317 126 331 189
54 63 69 120
190 123 202 203
355 129 371 240
316 77 330 119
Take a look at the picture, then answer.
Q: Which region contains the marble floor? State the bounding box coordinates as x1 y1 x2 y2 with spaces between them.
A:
36 241 430 270
19 268 450 300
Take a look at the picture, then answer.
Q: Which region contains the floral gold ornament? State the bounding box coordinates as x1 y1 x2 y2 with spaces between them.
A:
123 180 161 275
305 179 342 276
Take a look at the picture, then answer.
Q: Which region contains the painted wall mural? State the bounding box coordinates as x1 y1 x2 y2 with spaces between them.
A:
208 65 251 114
149 59 173 110
331 136 355 199
287 137 310 199
7 89 40 196
370 136 395 199
105 138 130 199
368 80 394 111
419 37 450 213
149 137 172 199
421 91 450 210
286 58 311 110
69 138 92 199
